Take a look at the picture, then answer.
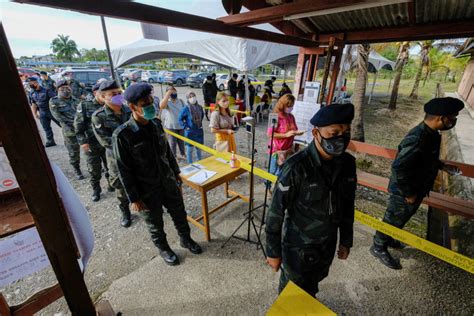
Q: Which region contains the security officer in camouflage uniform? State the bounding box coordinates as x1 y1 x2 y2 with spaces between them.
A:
371 97 464 269
40 71 56 92
49 80 84 180
92 80 132 227
266 103 356 296
112 83 202 266
74 83 114 202
63 72 86 99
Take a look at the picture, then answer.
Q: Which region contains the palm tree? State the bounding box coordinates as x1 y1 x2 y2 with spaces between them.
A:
409 40 433 99
351 43 370 142
50 35 80 61
388 41 410 110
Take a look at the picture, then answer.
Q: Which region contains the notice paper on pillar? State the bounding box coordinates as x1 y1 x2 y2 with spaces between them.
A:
303 81 321 104
293 101 321 145
0 228 50 287
0 146 19 192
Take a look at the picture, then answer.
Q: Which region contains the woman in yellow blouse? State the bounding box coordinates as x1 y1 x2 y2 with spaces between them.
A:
209 91 237 153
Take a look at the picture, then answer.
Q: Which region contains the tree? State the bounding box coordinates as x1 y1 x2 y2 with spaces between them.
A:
388 41 410 110
50 34 80 61
79 48 108 62
351 43 370 142
409 40 433 99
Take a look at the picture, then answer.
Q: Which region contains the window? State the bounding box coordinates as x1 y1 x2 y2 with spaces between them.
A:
88 72 107 82
74 72 88 82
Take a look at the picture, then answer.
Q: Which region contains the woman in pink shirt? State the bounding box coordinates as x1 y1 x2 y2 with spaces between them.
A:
267 94 304 177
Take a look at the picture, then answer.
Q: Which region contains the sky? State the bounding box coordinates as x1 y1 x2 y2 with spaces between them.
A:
0 0 279 58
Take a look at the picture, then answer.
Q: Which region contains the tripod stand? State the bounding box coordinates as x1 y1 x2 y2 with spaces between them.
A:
221 116 265 257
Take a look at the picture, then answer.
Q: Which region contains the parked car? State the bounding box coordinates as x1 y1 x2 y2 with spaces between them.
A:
18 67 39 79
62 69 110 92
215 73 229 91
156 70 167 83
186 72 209 88
142 70 160 83
163 70 190 86
230 74 262 92
120 68 142 81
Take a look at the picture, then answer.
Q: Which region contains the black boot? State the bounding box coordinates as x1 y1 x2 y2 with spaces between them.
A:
370 244 402 270
388 239 406 249
45 141 56 147
91 186 101 202
156 243 180 266
120 206 132 228
180 236 202 254
74 167 84 180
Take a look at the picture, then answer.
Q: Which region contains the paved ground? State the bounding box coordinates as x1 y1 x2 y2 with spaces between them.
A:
1 86 473 315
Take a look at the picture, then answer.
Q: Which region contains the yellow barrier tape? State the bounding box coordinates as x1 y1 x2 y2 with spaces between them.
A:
253 79 295 85
203 106 251 116
165 129 473 274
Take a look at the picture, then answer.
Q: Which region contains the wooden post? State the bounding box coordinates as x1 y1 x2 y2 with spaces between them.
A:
313 54 320 82
0 24 96 315
319 37 335 104
326 43 344 104
294 49 307 99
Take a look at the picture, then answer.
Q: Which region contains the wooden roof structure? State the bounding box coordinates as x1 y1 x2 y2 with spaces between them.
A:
2 0 474 314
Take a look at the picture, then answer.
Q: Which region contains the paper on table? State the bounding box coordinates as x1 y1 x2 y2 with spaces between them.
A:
187 169 217 185
180 165 200 176
215 157 229 164
191 163 205 169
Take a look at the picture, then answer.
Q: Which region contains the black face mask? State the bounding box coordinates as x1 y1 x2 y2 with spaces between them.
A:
318 132 351 157
440 117 457 131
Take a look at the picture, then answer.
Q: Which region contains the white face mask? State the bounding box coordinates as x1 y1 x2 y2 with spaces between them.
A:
220 101 229 108
188 97 197 105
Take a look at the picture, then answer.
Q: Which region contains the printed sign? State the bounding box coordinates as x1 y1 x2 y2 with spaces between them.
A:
0 147 18 192
293 101 321 145
303 81 321 104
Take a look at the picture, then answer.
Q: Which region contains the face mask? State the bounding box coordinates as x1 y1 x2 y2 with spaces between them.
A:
441 117 457 130
111 94 124 107
188 97 197 105
285 107 293 114
142 104 156 120
220 101 229 109
317 132 350 157
58 89 71 98
170 93 177 99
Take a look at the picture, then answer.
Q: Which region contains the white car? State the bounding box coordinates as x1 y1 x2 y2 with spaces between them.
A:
215 73 229 91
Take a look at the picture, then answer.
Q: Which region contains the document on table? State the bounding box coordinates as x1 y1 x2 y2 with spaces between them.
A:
215 157 229 164
187 169 217 185
180 164 204 176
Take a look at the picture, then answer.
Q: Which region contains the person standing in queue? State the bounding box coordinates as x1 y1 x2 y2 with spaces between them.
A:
159 86 187 160
178 91 205 164
75 82 114 202
210 92 237 153
265 103 356 297
27 77 59 147
202 75 217 121
228 73 238 99
92 80 133 227
113 83 202 266
39 71 56 92
371 97 464 269
49 80 84 180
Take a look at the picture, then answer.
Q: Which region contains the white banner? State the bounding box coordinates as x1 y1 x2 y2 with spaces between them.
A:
293 101 320 145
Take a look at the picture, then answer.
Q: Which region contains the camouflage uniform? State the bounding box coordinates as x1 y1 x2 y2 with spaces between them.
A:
265 141 357 296
41 77 56 92
374 122 442 247
92 104 132 218
112 117 191 247
69 79 85 99
49 96 81 171
74 97 111 193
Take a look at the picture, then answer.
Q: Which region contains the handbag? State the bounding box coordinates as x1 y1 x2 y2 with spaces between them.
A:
214 140 229 152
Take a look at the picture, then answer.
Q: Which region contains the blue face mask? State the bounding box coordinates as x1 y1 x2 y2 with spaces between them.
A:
170 93 178 99
142 104 156 120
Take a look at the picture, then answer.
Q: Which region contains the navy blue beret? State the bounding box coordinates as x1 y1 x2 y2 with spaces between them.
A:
92 82 101 92
98 80 119 92
56 80 69 88
40 71 47 75
123 82 153 103
424 97 464 116
310 103 354 127
26 77 38 82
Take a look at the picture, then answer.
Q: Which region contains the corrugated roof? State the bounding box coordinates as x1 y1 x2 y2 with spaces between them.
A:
416 0 474 23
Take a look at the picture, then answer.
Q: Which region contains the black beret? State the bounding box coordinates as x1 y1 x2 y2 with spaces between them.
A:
98 80 119 92
424 97 464 116
123 82 153 103
26 77 38 82
40 71 47 75
310 103 354 127
206 75 212 80
92 82 101 92
56 80 69 88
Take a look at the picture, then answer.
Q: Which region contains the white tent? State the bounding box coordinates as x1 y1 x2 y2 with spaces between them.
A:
112 36 299 71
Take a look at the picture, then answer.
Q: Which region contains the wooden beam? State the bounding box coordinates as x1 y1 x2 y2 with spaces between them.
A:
327 44 344 103
14 0 318 47
220 0 410 26
0 24 96 315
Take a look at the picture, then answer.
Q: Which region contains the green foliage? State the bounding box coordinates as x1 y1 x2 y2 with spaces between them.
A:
79 48 108 62
50 34 80 61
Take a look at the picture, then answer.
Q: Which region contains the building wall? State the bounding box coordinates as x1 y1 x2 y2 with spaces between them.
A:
457 57 474 111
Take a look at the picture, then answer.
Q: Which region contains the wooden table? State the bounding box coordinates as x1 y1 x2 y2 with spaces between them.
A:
180 155 251 241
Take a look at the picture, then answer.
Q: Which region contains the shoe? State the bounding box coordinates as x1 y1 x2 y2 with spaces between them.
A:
388 239 406 249
370 245 402 270
91 188 101 202
120 214 131 228
180 237 202 254
158 246 180 266
107 184 115 192
45 141 56 148
75 169 84 180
